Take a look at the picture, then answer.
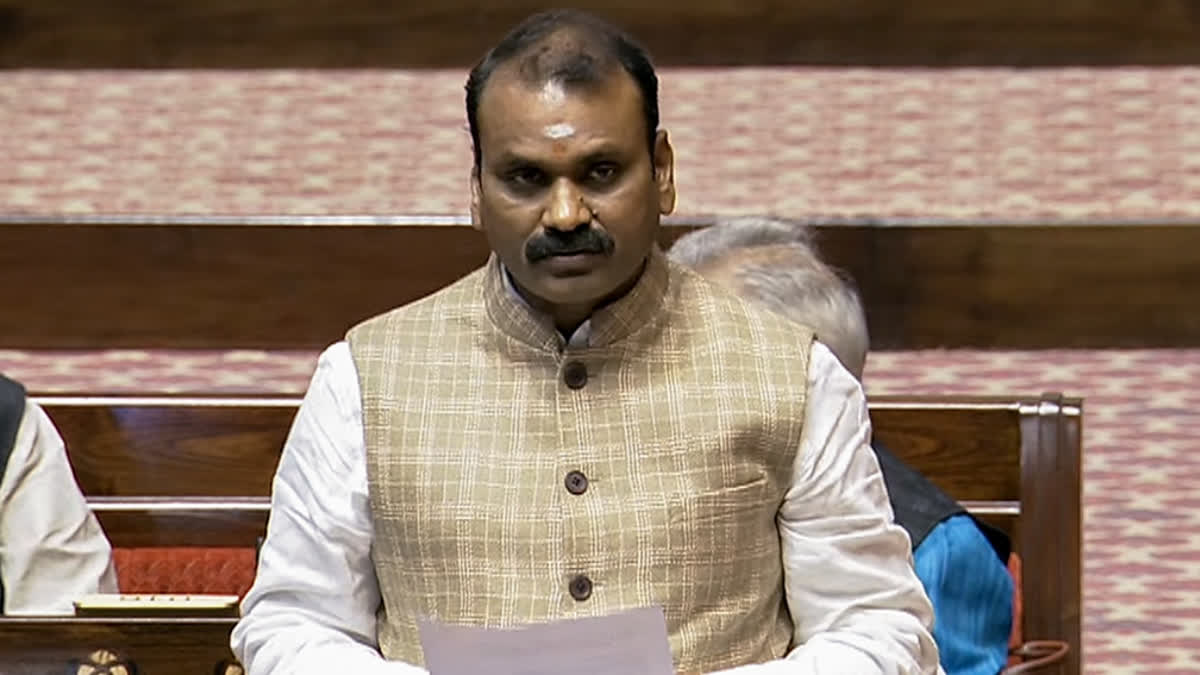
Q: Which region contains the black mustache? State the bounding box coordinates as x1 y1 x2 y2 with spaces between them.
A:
525 227 615 263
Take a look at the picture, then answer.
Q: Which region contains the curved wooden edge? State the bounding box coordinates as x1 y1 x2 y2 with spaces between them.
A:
1018 392 1083 675
1002 640 1071 674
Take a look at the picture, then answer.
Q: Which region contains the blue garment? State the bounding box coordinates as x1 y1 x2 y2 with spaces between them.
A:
914 514 1014 675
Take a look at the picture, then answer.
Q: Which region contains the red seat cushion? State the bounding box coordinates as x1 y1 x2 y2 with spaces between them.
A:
113 547 257 597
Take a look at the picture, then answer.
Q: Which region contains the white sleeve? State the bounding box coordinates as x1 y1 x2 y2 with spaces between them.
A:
712 342 941 675
0 401 118 614
230 341 426 675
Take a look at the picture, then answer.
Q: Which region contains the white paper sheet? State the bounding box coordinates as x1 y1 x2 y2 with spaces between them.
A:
417 605 675 675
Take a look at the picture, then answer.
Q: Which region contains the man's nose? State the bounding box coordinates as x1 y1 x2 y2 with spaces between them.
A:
542 179 592 231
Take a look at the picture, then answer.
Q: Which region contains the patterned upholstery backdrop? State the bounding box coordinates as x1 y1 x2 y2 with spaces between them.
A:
2 67 1199 219
3 65 1199 673
112 547 257 597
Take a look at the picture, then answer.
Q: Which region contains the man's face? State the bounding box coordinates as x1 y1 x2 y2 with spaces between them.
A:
472 67 675 310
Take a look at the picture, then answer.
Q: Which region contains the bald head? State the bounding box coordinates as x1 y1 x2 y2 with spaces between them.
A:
510 26 617 88
465 10 660 170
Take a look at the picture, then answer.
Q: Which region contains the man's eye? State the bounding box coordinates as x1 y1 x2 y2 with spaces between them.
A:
588 164 618 183
506 168 546 186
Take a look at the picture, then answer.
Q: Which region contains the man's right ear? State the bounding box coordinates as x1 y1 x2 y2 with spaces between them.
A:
469 168 483 231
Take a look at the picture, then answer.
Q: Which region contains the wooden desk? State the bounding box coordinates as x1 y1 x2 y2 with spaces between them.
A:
0 617 239 674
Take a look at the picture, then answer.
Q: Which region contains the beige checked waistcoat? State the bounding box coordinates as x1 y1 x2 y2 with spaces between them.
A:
347 247 814 673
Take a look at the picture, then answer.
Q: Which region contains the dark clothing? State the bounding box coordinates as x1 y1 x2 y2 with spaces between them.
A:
0 374 29 611
872 440 1010 563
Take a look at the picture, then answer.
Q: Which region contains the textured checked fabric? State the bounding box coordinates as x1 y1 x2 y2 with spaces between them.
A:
347 247 815 673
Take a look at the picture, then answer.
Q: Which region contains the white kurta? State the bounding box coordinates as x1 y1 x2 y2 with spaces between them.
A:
233 341 941 675
0 400 118 614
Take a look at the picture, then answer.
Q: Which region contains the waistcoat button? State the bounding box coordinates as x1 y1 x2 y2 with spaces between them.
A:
564 470 588 495
563 361 588 389
569 574 593 601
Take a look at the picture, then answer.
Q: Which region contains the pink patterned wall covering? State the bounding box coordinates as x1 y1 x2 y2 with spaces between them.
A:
3 67 1199 220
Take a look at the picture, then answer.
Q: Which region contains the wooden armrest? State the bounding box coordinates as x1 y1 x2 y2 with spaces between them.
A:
1000 640 1070 674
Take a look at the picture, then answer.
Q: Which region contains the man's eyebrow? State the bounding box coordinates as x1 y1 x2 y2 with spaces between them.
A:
488 143 627 171
579 149 623 165
489 152 541 170
578 142 626 161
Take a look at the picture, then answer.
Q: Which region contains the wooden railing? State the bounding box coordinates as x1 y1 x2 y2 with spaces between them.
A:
2 216 1197 350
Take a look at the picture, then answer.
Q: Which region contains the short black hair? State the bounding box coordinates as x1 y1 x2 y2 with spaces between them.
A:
465 9 660 171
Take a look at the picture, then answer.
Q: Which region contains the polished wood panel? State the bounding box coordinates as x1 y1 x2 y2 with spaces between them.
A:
2 1 1199 68
813 224 1200 351
0 617 238 675
41 397 290 547
870 403 1021 501
92 501 268 548
1018 394 1083 675
3 218 1198 350
0 220 492 351
45 399 296 497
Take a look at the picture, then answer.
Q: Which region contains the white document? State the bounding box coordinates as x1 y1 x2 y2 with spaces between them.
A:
417 605 675 675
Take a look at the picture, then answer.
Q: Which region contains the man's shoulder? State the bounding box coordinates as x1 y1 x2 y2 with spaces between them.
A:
347 266 488 342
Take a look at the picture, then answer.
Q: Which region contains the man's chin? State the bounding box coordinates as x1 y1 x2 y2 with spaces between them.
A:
529 273 613 306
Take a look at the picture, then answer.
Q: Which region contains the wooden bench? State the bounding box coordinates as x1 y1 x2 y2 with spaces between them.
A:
3 392 1081 675
42 394 297 549
0 617 241 675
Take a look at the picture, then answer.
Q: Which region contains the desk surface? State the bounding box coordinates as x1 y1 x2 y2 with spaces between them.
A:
0 617 240 675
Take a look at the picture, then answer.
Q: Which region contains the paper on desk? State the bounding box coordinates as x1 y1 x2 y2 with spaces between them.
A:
417 605 674 675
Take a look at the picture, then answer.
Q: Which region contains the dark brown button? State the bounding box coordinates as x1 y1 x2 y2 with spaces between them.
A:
563 361 588 389
564 470 588 495
569 574 593 601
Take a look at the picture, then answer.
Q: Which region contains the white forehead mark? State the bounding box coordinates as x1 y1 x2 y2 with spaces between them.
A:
537 82 573 140
539 80 567 105
544 123 575 139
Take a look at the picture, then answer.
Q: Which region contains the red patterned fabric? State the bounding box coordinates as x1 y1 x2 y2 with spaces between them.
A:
2 69 1200 219
113 547 257 597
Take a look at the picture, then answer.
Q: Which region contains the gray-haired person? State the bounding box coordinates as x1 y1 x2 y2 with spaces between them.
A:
671 217 1015 675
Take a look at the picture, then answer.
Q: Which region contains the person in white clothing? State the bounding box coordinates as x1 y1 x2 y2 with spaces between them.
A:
0 374 118 615
233 9 940 675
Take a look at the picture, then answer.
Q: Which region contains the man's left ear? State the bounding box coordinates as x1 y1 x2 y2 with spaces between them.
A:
469 167 483 231
653 130 677 216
